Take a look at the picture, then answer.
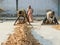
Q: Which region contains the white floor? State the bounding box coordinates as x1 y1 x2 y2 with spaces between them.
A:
0 21 60 45
31 21 60 45
0 21 14 45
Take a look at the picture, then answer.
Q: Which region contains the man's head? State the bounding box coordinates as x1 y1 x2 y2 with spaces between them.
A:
51 11 55 15
19 11 23 14
28 5 31 9
47 10 55 17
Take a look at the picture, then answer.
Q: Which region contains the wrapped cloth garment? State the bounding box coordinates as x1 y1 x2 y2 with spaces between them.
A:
27 9 33 22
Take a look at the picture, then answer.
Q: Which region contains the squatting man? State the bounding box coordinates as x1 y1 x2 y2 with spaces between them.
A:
42 10 59 24
14 9 30 25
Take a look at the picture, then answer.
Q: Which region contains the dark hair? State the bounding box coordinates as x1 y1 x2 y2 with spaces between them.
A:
29 5 31 9
19 11 22 14
51 11 55 15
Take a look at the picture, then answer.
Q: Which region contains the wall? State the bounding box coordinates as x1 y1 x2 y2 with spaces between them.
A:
0 0 58 16
58 0 60 16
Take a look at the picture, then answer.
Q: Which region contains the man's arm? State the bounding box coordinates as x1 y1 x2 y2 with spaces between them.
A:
14 17 19 25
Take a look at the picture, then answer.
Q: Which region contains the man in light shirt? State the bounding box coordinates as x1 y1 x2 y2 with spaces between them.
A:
42 10 59 24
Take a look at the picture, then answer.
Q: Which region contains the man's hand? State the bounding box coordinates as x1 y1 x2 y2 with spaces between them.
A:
14 23 16 25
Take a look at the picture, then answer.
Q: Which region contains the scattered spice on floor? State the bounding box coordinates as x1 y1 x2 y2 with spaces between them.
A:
1 23 40 45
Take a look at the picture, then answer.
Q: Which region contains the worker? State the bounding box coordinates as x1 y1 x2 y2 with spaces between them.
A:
27 5 33 22
14 9 30 25
42 10 59 24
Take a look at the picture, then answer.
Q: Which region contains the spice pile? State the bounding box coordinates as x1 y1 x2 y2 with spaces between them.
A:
1 24 40 45
53 25 60 30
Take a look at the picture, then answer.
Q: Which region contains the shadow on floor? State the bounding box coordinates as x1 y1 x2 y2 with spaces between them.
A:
31 29 53 45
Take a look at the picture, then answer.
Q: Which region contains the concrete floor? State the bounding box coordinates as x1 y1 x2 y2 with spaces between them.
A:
0 21 60 45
